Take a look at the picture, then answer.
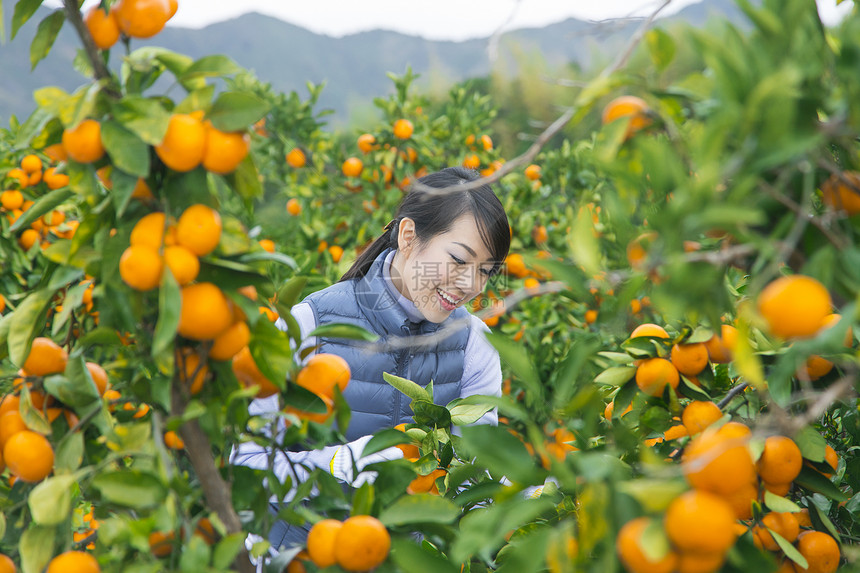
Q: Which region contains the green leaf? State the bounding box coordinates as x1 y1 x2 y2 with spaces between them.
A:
460 424 542 485
449 402 493 425
110 167 140 219
568 204 601 275
101 120 150 177
91 470 167 508
249 319 291 393
390 538 459 573
12 0 44 40
55 430 84 473
111 96 171 145
19 525 56 573
795 426 827 463
276 276 308 311
152 269 180 362
45 355 101 408
213 533 246 570
179 535 211 572
382 372 431 403
7 288 55 367
378 494 460 526
484 332 540 396
794 466 848 501
231 153 264 200
207 91 270 132
238 250 298 270
640 518 673 562
619 480 688 513
646 28 676 70
772 528 808 569
28 474 75 525
179 55 243 82
594 366 636 386
763 489 801 513
364 428 412 456
9 188 74 233
412 400 452 428
175 85 216 115
352 482 375 516
30 10 64 70
308 322 378 342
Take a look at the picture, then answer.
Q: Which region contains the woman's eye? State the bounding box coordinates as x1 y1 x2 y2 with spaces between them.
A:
451 255 465 265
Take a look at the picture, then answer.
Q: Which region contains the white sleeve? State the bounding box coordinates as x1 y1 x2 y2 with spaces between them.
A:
457 315 502 426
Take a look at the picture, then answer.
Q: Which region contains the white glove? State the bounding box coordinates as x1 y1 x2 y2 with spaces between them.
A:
330 435 404 487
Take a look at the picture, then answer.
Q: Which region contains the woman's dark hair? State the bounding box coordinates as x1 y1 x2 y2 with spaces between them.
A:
340 166 510 281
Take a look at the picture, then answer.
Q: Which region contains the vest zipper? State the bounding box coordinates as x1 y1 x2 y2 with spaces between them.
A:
394 324 412 426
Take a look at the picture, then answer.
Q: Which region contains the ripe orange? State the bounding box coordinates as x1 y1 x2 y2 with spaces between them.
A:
757 436 802 485
635 358 679 396
43 167 70 190
155 113 207 172
463 154 480 170
194 517 217 544
682 424 755 496
86 362 109 396
334 515 391 572
149 530 177 557
342 157 363 177
665 490 737 554
85 6 120 49
286 198 302 215
795 531 840 573
4 430 54 482
822 444 839 478
62 119 105 164
532 225 548 244
232 346 279 397
704 324 738 364
164 430 184 449
132 178 153 199
753 512 799 551
505 253 528 278
675 552 725 573
113 0 171 38
286 147 306 168
176 204 222 256
202 125 250 174
681 401 722 435
130 212 168 250
259 239 276 252
178 348 209 394
178 283 233 341
307 519 343 568
23 337 68 376
630 323 669 339
601 95 652 139
163 245 200 286
20 154 42 173
393 119 414 139
616 517 678 573
209 321 251 361
18 229 40 251
46 551 99 573
0 553 14 573
1 190 24 210
480 134 493 151
407 468 447 495
329 245 344 263
357 134 376 153
0 412 27 450
800 355 834 381
43 143 67 162
524 164 541 181
671 343 709 376
723 482 757 520
295 353 351 400
584 309 598 325
821 171 860 215
119 246 164 291
757 275 832 339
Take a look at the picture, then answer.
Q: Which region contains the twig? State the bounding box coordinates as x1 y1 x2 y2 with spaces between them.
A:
758 179 847 249
61 0 114 85
717 382 749 409
786 376 856 435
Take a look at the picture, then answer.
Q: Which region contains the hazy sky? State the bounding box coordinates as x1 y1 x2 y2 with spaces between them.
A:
49 0 853 40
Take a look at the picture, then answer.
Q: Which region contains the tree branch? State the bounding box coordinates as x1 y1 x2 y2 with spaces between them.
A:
61 0 115 86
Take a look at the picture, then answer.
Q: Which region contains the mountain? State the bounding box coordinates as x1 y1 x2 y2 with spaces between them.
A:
0 0 750 127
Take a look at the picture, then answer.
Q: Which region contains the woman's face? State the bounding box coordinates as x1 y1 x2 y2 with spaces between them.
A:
391 214 497 323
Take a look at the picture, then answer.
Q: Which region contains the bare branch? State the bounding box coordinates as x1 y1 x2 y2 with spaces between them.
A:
61 0 113 84
758 178 848 249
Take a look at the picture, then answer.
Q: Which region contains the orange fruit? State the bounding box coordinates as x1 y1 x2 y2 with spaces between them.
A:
23 337 68 376
176 204 221 256
6 168 29 189
0 553 14 573
671 343 709 376
178 283 233 341
664 424 689 441
463 154 480 170
46 551 99 573
393 119 414 139
286 148 306 168
285 395 334 424
524 164 541 181
616 517 678 573
665 490 737 554
194 517 217 544
164 430 184 449
681 401 722 435
675 552 725 573
130 212 168 250
505 253 528 278
329 245 344 263
532 225 548 244
357 134 376 153
112 0 171 38
295 353 351 400
232 346 279 397
0 395 20 419
682 424 755 496
86 362 109 396
342 157 363 178
202 125 250 174
333 515 391 572
753 512 800 551
132 178 153 199
630 323 669 339
822 444 839 478
62 119 105 164
155 113 207 172
43 167 70 190
795 531 840 573
178 348 208 394
480 134 493 151
1 190 24 210
0 412 27 450
18 229 40 251
259 239 276 253
795 508 813 528
601 95 652 139
757 436 802 485
167 0 178 18
149 530 177 557
821 171 860 215
20 154 42 174
307 519 343 568
635 358 679 396
524 277 540 293
209 321 251 362
757 275 832 339
44 143 67 162
704 324 738 364
4 430 53 482
286 198 302 216
723 482 757 520
763 481 792 497
584 309 598 325
800 355 833 381
85 6 120 49
119 246 164 291
163 245 200 286
407 468 447 495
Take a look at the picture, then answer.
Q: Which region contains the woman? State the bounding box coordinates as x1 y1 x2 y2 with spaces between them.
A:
233 166 511 551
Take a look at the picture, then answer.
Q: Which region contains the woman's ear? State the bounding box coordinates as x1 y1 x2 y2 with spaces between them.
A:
397 217 416 253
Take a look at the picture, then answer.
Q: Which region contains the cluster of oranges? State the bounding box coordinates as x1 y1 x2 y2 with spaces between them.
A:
156 112 251 174
306 515 391 572
147 516 218 558
284 353 351 423
2 150 78 252
393 423 448 495
84 0 178 50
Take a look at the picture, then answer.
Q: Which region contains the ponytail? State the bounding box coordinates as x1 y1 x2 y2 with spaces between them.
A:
339 219 399 282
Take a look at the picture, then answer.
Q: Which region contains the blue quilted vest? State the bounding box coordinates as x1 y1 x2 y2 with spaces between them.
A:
302 248 470 440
